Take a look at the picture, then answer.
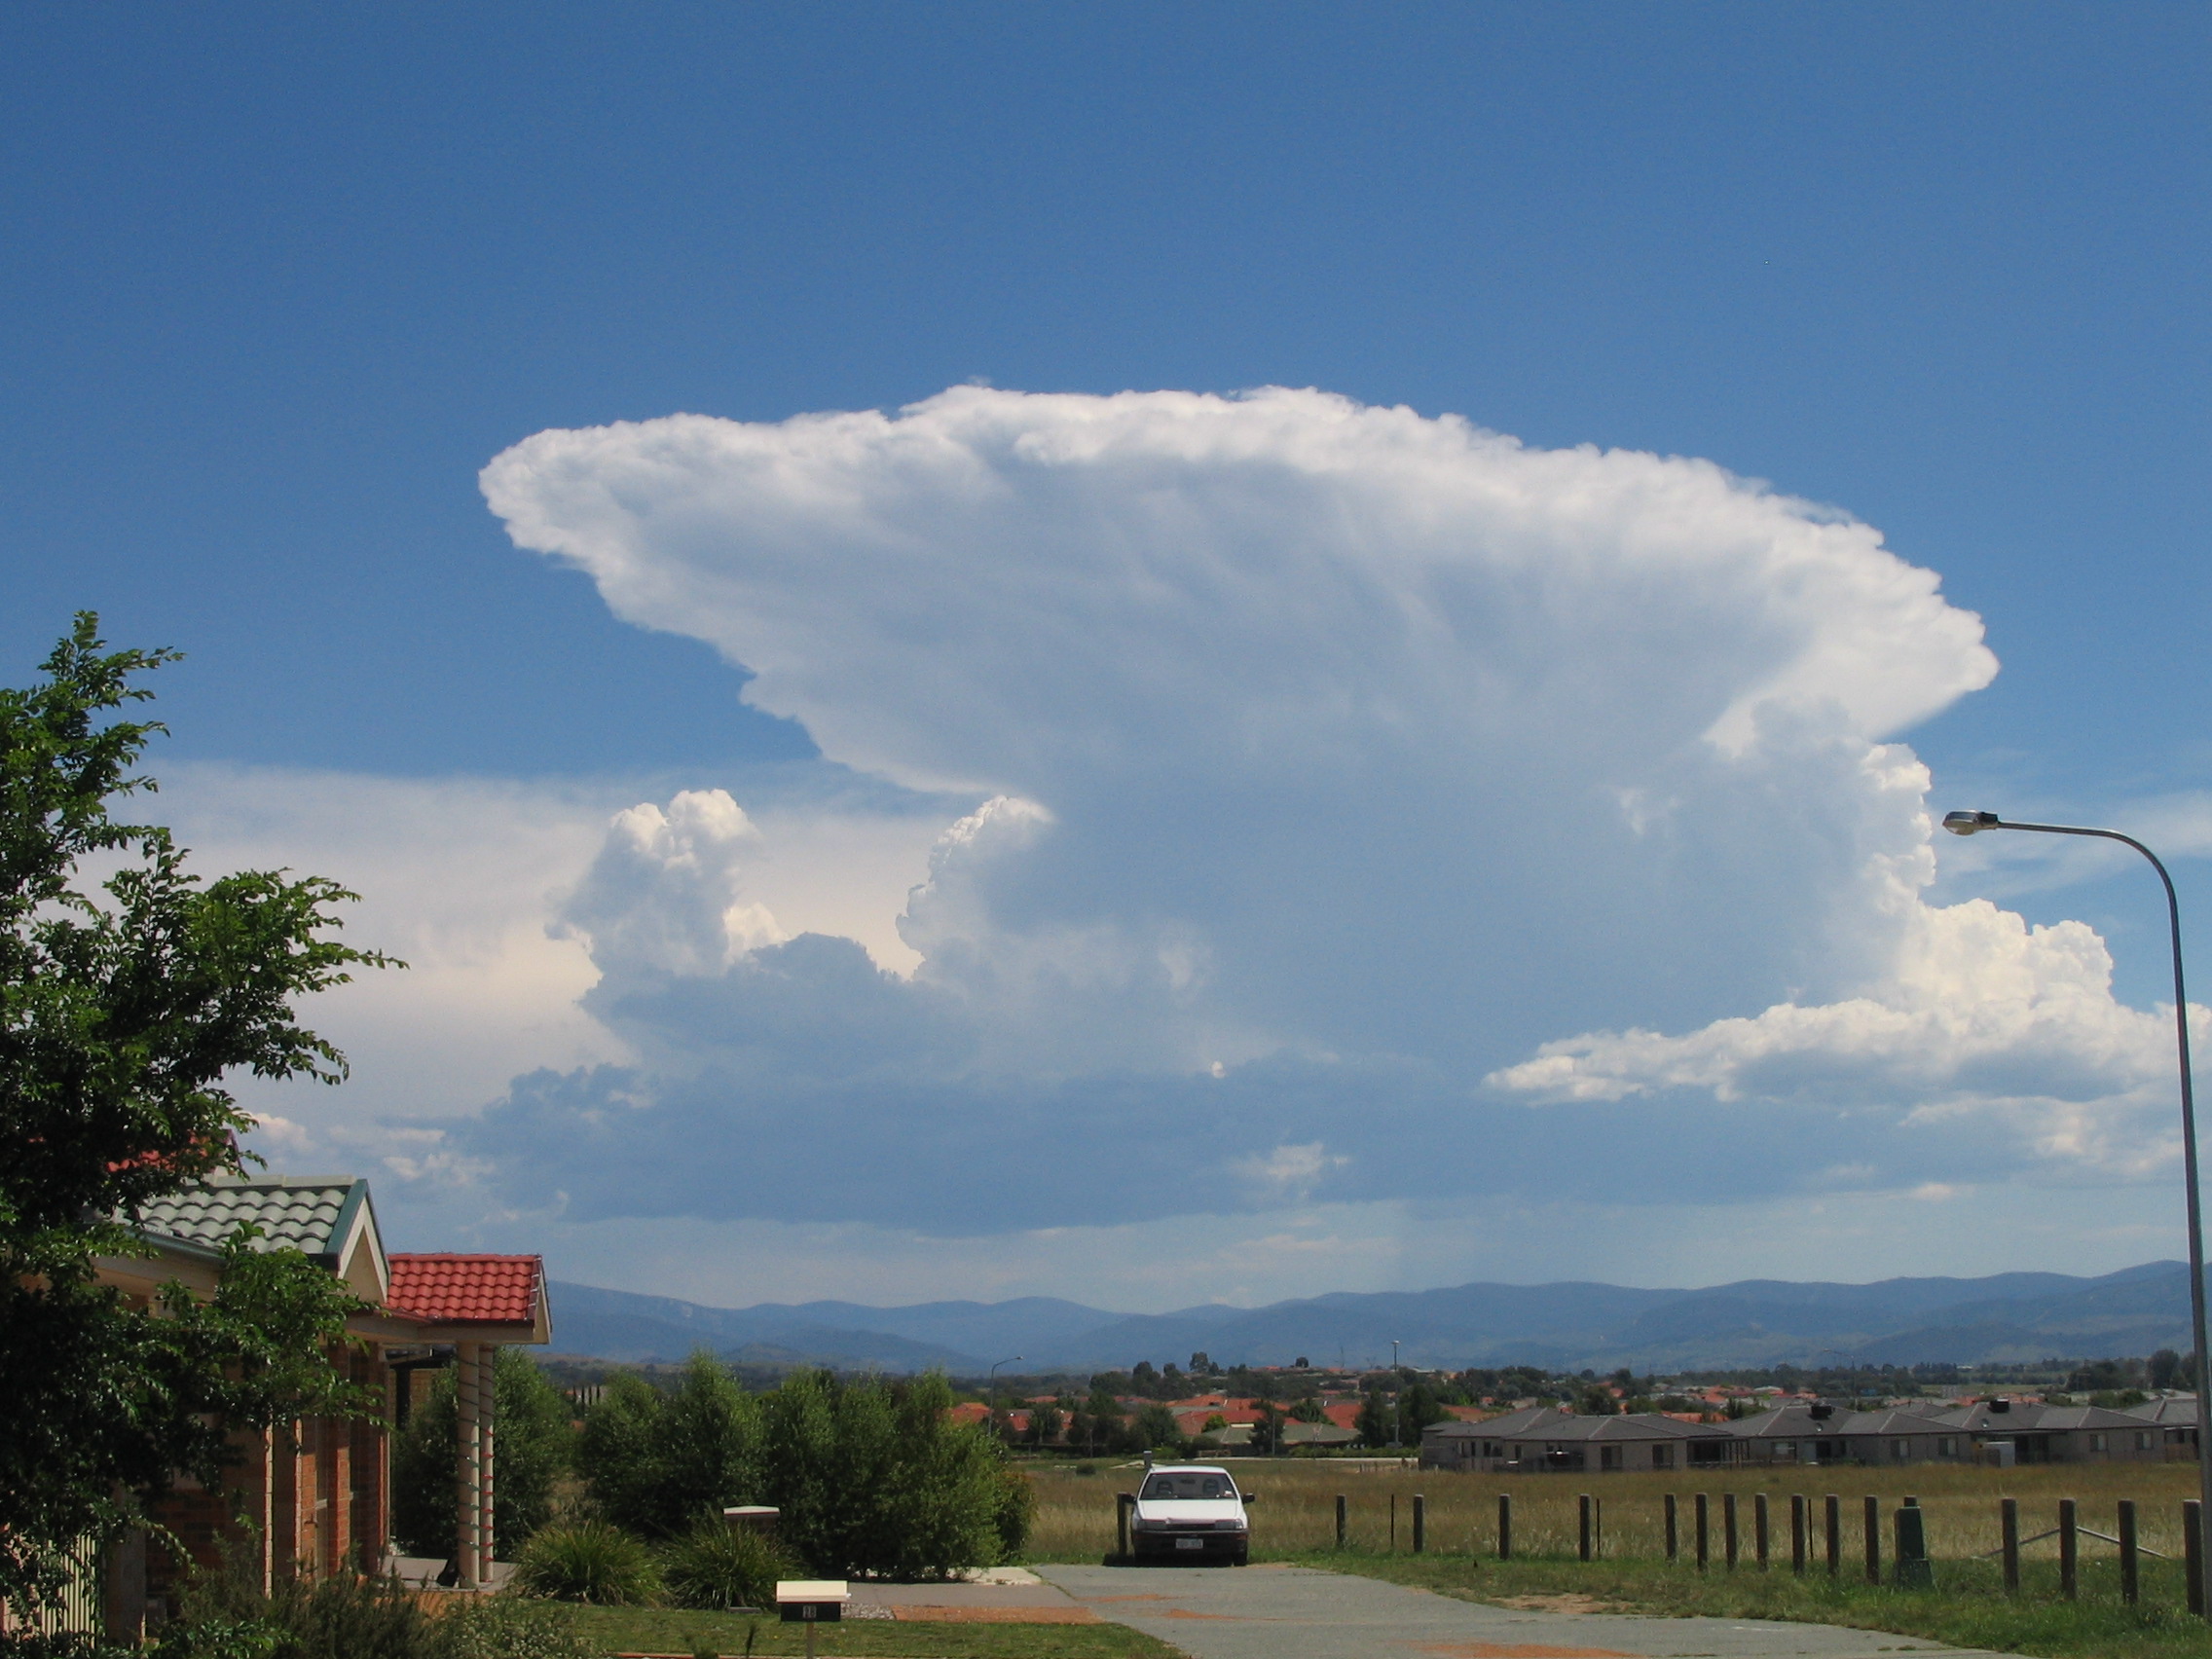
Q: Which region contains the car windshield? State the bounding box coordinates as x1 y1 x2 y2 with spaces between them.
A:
1143 1472 1235 1500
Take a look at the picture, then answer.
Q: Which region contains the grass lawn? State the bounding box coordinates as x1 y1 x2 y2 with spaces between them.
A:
566 1605 1185 1659
1288 1547 2212 1659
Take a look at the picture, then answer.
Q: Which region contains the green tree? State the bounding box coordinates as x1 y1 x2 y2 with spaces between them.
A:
391 1349 575 1558
0 617 393 1616
758 1370 1012 1578
577 1353 760 1537
1398 1382 1450 1437
1355 1387 1395 1448
1130 1403 1178 1452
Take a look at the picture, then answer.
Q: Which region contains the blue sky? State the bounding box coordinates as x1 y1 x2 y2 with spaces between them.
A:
4 4 2207 1309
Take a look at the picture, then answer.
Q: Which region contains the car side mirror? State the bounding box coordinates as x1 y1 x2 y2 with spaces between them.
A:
1241 1492 1259 1504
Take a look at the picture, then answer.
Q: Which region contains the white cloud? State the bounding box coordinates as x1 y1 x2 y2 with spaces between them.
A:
1489 891 2198 1181
559 789 787 977
481 387 2001 1088
188 384 2198 1287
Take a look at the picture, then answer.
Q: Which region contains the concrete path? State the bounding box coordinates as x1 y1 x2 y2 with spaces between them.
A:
1038 1564 2033 1659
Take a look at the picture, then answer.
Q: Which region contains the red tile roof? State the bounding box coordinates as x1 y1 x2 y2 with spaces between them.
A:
387 1253 542 1324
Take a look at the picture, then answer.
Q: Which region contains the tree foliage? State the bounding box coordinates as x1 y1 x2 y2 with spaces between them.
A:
0 616 394 1615
572 1358 1026 1579
574 1354 760 1540
391 1350 575 1558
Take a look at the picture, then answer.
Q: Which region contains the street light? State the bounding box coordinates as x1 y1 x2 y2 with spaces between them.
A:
1390 1339 1402 1451
1942 808 2212 1611
988 1355 1023 1444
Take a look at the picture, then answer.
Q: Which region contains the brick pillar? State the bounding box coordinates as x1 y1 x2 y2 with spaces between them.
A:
328 1407 351 1579
456 1346 482 1586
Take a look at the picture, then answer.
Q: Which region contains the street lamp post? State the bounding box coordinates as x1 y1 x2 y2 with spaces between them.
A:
1390 1339 1402 1451
1942 809 2212 1613
988 1355 1023 1445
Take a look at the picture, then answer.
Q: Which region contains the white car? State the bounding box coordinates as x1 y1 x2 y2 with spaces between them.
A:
1128 1463 1252 1566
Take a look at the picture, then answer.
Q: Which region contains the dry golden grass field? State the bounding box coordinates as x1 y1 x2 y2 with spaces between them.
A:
1024 1456 2209 1565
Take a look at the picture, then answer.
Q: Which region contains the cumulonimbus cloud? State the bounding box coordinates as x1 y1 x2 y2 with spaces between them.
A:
446 387 2178 1233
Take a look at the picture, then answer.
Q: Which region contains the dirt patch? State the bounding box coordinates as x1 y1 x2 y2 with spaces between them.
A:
1415 1646 1636 1659
890 1605 1100 1624
1488 1595 1623 1616
1162 1608 1242 1620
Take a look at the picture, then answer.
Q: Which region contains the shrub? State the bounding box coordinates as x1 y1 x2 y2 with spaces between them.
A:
577 1355 759 1539
432 1597 596 1659
513 1522 660 1605
992 1462 1036 1565
264 1574 431 1659
660 1523 793 1611
393 1351 574 1559
758 1371 1007 1579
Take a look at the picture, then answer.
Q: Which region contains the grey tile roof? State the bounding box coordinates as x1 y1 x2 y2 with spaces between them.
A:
1425 1407 1727 1443
1925 1401 2150 1433
134 1175 367 1262
2128 1396 2198 1425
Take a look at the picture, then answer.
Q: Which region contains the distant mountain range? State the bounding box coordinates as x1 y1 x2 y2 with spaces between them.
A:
544 1262 2203 1376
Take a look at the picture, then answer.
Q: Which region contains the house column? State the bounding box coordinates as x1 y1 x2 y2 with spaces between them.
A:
477 1347 497 1581
456 1345 483 1586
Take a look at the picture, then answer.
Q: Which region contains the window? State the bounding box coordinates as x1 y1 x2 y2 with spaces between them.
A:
2137 1432 2154 1452
2089 1433 2107 1453
1892 1440 1908 1461
1649 1444 1673 1469
1938 1437 1957 1456
1143 1473 1235 1500
1600 1446 1621 1470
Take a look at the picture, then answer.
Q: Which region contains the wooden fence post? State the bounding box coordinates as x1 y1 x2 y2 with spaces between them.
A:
1579 1494 1593 1562
1336 1493 1347 1549
1665 1493 1678 1561
2058 1497 2077 1601
1695 1493 1710 1572
2120 1499 2139 1605
1390 1493 1397 1552
1497 1493 1512 1561
1724 1493 1739 1569
1863 1495 1881 1585
2186 1498 2204 1618
1825 1494 1841 1577
1790 1494 1806 1573
1754 1493 1769 1569
2000 1497 2018 1595
1413 1493 1426 1555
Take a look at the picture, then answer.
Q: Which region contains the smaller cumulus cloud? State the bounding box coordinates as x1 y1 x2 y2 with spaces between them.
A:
559 789 786 977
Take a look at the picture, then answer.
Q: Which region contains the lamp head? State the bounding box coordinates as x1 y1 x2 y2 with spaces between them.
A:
1942 810 2001 836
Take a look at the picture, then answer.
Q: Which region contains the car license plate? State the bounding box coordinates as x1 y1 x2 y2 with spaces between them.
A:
1175 1537 1205 1550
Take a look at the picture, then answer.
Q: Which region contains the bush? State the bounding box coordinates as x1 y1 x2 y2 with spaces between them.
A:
659 1523 793 1611
757 1370 1009 1579
392 1351 574 1559
432 1597 595 1659
577 1355 758 1539
512 1522 660 1605
992 1462 1036 1564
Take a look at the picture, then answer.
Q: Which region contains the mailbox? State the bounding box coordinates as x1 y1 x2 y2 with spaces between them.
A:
776 1580 850 1624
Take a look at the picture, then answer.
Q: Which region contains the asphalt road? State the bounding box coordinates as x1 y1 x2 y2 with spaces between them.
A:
1037 1564 2035 1659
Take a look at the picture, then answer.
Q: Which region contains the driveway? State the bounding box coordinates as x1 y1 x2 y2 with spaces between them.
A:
1037 1564 2033 1659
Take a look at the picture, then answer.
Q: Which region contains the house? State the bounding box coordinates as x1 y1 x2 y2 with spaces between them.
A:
5 1174 549 1642
1419 1407 1732 1473
1925 1399 2162 1464
1720 1397 2163 1469
1726 1403 1961 1467
2125 1395 2200 1459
